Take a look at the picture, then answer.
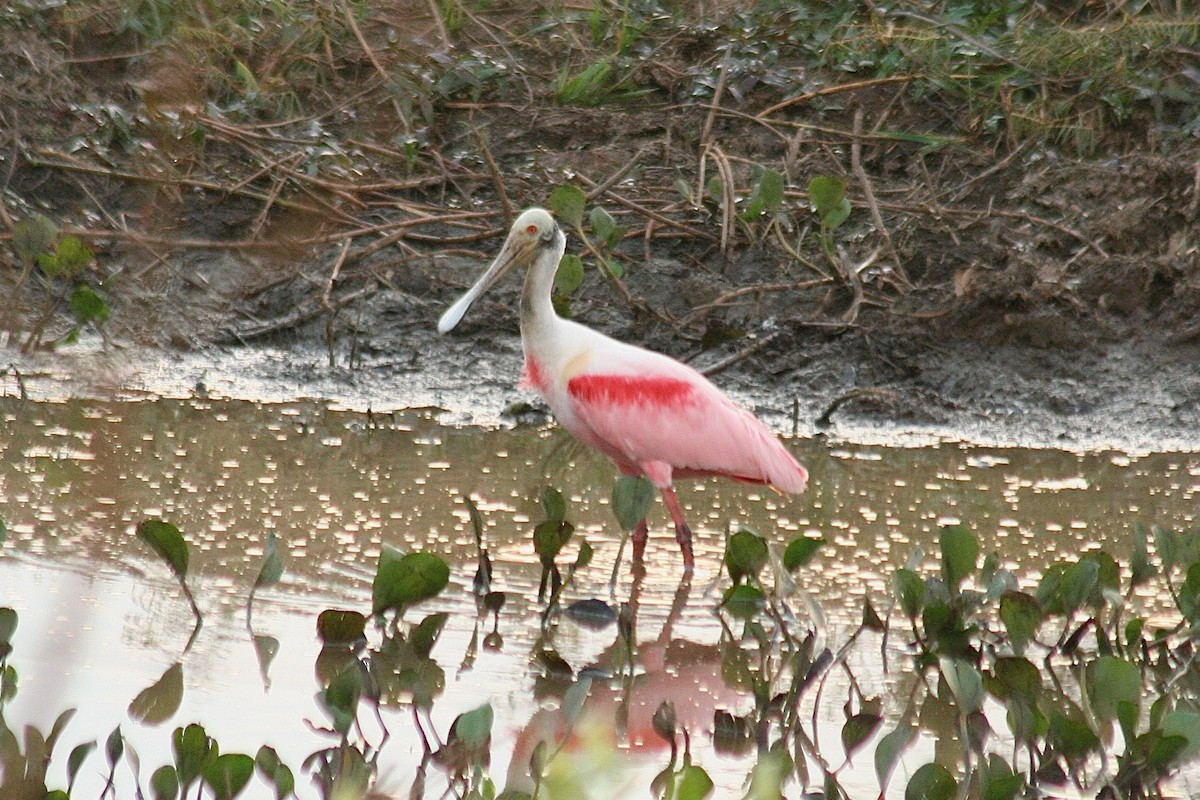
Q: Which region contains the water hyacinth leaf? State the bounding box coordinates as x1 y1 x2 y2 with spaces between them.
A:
13 214 58 265
808 175 846 216
548 184 586 229
1058 559 1100 614
905 762 956 800
939 524 978 587
106 726 124 767
173 723 215 790
998 591 1042 654
677 764 715 800
1049 711 1100 761
203 752 255 800
874 723 916 793
783 536 824 571
321 662 363 734
554 253 585 295
725 529 769 584
410 612 448 659
316 609 367 646
255 745 295 800
541 486 567 524
69 284 109 326
612 475 655 531
137 520 190 579
533 520 573 567
372 549 450 615
1161 711 1200 763
1088 656 1141 727
150 764 179 800
129 662 185 726
893 569 924 619
563 676 592 727
452 703 494 751
253 532 284 591
1131 522 1155 587
721 583 765 618
980 754 1022 800
0 606 17 644
574 539 593 570
841 712 882 761
940 658 984 715
68 740 97 791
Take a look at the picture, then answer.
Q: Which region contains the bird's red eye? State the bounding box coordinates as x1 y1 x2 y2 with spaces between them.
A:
526 225 538 235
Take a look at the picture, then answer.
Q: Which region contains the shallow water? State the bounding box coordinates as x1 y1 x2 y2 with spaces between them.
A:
2 395 1199 798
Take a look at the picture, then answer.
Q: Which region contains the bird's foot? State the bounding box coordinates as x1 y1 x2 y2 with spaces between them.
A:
675 523 695 575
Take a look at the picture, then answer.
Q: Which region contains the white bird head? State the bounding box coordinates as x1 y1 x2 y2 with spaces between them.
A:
437 208 564 334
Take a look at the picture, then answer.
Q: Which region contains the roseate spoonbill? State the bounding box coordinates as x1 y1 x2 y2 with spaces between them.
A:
438 207 808 572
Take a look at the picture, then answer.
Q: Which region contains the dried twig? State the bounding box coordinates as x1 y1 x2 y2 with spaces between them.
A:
851 107 909 288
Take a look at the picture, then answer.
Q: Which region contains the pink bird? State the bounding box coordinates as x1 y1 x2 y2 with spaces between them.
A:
438 208 808 572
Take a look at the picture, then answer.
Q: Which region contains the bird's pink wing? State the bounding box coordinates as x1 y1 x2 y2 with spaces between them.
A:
565 357 807 493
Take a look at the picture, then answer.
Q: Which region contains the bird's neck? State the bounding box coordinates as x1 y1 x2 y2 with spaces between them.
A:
519 243 564 349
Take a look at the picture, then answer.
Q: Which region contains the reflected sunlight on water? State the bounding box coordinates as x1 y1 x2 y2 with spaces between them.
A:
2 396 1199 798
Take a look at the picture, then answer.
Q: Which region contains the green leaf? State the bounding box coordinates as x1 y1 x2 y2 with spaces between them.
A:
720 584 765 618
548 184 586 229
1161 711 1200 763
50 235 93 278
841 712 882 760
68 740 97 791
808 175 845 215
677 764 715 800
13 214 58 265
893 569 924 619
998 591 1042 654
255 745 295 800
905 763 956 800
150 764 179 800
253 532 284 590
0 607 17 644
372 548 450 615
172 723 216 790
452 703 494 751
204 753 255 800
939 524 978 587
1049 710 1100 761
589 205 615 242
940 658 984 715
740 168 785 220
320 662 363 734
611 475 655 531
823 197 851 231
980 753 1021 800
554 253 584 296
874 723 916 794
725 529 769 584
563 676 592 727
106 725 124 767
1131 522 1155 587
137 520 190 579
316 609 367 645
410 612 448 659
533 520 573 567
129 662 185 726
1088 656 1141 727
541 486 567 523
69 284 109 326
783 536 824 571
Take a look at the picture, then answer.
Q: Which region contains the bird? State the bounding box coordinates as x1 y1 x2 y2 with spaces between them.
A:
438 207 808 573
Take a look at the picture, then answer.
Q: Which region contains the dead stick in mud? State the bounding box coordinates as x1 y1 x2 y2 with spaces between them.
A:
475 129 513 221
698 331 782 378
584 150 647 201
755 76 916 119
815 388 903 428
229 284 376 343
575 173 719 243
850 107 910 288
680 278 829 327
324 239 353 367
340 0 409 131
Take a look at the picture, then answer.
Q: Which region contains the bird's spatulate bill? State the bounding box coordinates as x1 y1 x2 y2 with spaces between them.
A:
437 240 523 334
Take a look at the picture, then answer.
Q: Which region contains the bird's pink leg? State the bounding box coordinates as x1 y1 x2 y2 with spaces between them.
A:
659 486 695 574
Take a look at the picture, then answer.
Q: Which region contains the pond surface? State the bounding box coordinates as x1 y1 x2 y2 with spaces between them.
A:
2 395 1199 798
